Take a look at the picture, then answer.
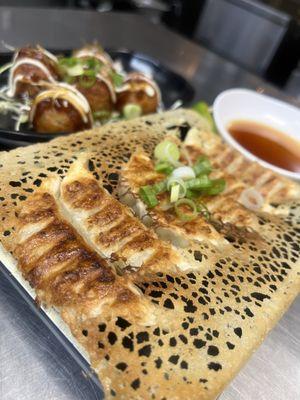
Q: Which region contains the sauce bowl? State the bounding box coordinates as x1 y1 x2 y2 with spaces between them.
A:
213 88 300 180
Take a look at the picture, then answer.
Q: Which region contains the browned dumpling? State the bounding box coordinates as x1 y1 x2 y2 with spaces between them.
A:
8 46 60 99
29 83 93 133
116 72 161 115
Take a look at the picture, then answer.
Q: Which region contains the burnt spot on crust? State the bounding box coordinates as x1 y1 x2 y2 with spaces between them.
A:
138 344 152 357
116 362 128 371
122 336 134 352
208 362 222 371
207 345 219 356
234 328 242 338
115 317 132 331
131 378 141 390
136 331 150 344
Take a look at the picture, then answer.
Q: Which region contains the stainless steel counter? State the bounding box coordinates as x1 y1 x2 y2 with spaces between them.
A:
0 7 299 400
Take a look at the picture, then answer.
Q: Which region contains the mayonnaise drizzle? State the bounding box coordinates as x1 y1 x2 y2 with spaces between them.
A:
30 82 91 124
7 58 56 97
119 73 161 102
75 49 113 66
96 73 116 103
37 47 58 63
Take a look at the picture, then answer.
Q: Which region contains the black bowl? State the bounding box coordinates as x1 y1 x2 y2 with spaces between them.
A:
0 49 195 148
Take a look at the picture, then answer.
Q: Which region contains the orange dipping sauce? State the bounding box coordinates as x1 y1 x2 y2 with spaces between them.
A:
228 120 300 173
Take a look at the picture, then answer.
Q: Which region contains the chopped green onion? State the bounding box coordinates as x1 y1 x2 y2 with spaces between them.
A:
79 74 96 89
186 176 212 190
111 71 124 87
155 161 174 175
167 177 186 199
154 140 180 165
193 156 212 176
85 57 102 71
152 180 167 194
170 184 180 203
139 185 158 208
196 201 211 220
64 75 76 84
202 178 226 195
93 110 111 120
83 69 97 78
123 104 142 119
192 101 217 133
171 166 195 180
175 199 198 222
58 57 78 67
185 189 198 199
66 64 85 77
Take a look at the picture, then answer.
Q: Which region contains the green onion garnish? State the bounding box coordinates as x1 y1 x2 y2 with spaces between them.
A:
58 57 78 67
202 178 226 195
171 166 195 180
93 110 111 120
170 184 180 203
196 201 211 220
123 104 142 119
79 74 96 89
66 64 85 77
193 156 212 176
152 180 167 194
175 199 198 222
186 176 212 190
111 71 124 87
139 185 158 208
85 57 102 72
64 75 76 84
192 101 217 133
185 189 198 199
155 161 174 175
138 140 226 217
154 140 180 165
167 177 186 199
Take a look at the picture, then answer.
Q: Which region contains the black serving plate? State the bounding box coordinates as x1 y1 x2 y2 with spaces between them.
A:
0 49 195 148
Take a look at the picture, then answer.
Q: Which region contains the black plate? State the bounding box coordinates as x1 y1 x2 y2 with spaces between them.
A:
0 49 195 148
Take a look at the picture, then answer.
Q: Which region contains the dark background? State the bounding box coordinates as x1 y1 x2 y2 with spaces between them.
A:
0 0 300 96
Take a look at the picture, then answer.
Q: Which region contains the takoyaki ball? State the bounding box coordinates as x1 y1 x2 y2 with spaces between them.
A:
73 44 114 71
116 73 161 115
74 73 116 114
8 46 60 99
29 84 92 133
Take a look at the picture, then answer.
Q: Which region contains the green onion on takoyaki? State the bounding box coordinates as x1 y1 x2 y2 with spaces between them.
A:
116 72 161 115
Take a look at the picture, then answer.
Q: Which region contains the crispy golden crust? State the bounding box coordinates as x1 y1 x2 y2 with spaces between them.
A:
0 110 299 400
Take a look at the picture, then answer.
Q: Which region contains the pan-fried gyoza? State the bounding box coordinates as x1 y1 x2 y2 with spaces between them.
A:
59 156 194 272
119 132 300 250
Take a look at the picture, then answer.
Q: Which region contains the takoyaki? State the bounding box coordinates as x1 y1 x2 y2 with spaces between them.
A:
116 72 161 115
7 46 60 99
74 71 116 114
29 83 92 133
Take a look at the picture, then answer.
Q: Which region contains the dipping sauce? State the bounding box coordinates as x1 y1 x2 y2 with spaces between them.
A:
228 120 300 173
